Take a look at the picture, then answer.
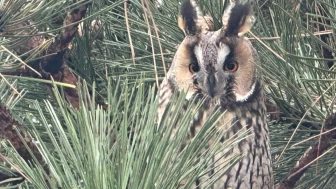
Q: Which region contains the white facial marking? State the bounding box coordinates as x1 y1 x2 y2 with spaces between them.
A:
194 45 203 66
217 44 230 65
186 92 194 100
235 82 256 102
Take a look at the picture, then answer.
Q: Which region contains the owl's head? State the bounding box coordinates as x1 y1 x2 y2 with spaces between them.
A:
169 0 260 106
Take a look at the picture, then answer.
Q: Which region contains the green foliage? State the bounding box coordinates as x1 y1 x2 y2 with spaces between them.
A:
0 79 245 188
253 1 336 187
0 0 336 188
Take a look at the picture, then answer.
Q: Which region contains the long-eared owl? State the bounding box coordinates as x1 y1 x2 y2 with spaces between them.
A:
158 0 273 188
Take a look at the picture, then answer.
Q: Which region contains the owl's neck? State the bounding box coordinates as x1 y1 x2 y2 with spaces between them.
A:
228 95 269 143
189 80 270 146
191 94 269 140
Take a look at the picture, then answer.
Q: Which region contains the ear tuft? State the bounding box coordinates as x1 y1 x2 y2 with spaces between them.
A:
222 3 254 36
178 0 211 35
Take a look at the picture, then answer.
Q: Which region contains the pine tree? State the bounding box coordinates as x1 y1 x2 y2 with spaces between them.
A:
0 0 335 188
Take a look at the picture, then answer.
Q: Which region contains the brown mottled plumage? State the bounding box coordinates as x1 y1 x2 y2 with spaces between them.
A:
158 0 273 188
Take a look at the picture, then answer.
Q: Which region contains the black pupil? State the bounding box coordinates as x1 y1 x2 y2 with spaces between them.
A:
191 63 200 72
226 62 235 70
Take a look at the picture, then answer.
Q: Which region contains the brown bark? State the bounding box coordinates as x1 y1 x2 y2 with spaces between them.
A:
31 1 91 108
0 104 43 183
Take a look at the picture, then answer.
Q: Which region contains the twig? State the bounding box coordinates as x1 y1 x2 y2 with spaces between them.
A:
0 74 20 95
144 0 167 76
124 1 135 65
249 30 333 40
0 45 41 77
140 0 160 88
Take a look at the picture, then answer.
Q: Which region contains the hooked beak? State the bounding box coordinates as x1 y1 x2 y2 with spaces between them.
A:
206 74 216 98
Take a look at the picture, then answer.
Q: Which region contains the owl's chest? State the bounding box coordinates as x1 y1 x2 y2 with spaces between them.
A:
190 100 264 139
189 104 243 138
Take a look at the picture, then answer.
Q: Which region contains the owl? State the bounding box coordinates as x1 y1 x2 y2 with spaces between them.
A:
158 0 273 188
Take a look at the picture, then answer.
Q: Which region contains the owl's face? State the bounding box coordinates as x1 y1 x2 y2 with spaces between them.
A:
169 0 259 106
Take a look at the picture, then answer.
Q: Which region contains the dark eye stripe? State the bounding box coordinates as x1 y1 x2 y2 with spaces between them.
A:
224 51 234 63
223 51 236 70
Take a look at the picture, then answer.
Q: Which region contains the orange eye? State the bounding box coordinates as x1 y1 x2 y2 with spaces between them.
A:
189 63 200 73
224 61 238 72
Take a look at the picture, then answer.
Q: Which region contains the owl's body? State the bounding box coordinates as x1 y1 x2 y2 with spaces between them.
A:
158 0 273 188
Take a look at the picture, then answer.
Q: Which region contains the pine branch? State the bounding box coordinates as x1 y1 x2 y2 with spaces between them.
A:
0 2 91 181
2 1 91 108
275 113 336 189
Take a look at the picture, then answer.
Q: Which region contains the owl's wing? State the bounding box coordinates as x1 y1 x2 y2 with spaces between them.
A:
157 78 174 123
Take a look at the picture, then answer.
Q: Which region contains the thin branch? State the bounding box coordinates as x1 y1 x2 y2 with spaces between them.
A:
276 81 336 162
275 113 336 189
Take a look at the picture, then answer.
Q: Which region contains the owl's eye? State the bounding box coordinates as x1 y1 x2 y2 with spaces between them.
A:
224 61 238 72
189 63 200 73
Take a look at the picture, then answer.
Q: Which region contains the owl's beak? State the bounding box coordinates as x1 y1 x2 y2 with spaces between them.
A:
206 74 216 98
